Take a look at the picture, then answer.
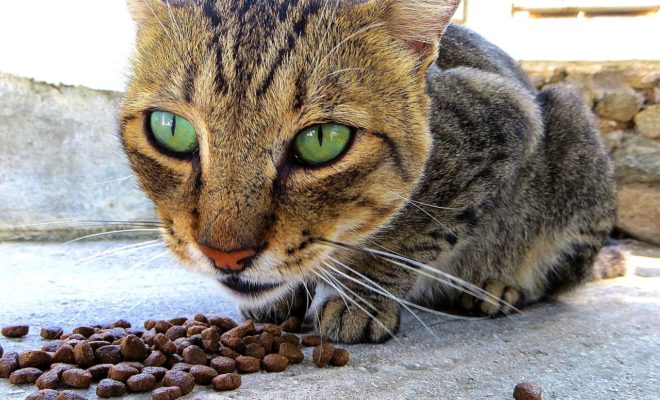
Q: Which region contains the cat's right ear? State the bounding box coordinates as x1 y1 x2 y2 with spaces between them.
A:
126 0 153 25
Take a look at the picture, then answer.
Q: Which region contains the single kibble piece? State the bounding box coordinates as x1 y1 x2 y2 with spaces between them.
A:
49 363 75 375
212 373 241 391
9 367 43 384
0 351 19 378
186 325 206 337
210 356 236 374
163 370 195 395
513 382 543 400
154 333 177 355
109 319 132 329
281 333 301 346
312 343 335 368
127 373 157 392
55 391 87 400
201 327 220 353
71 326 95 338
330 348 350 367
193 314 208 324
73 341 96 368
144 350 167 367
279 342 304 364
244 343 266 359
88 340 112 351
279 316 302 333
168 317 188 326
302 335 322 347
96 345 122 364
182 344 207 365
262 354 289 372
96 378 127 398
170 362 193 372
220 347 241 359
261 323 282 337
52 344 76 365
142 366 168 381
18 350 52 369
190 365 219 385
61 368 92 389
121 334 149 361
259 332 274 353
108 364 139 382
40 326 64 340
235 356 260 373
41 341 61 353
35 370 60 389
222 320 255 339
119 361 145 372
2 325 29 338
144 320 157 330
152 386 183 400
220 335 244 352
166 326 187 341
88 363 113 381
67 334 86 341
26 389 59 400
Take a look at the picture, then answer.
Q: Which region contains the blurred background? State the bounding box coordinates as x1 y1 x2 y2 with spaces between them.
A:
0 0 659 248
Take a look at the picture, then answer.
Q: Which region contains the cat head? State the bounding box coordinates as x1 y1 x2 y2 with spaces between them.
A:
120 0 460 307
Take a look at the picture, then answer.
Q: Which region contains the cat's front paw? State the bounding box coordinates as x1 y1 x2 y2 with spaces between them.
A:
318 295 400 343
460 281 522 316
240 284 314 325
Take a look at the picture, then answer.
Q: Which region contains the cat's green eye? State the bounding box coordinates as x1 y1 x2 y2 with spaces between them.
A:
149 111 198 155
293 123 352 166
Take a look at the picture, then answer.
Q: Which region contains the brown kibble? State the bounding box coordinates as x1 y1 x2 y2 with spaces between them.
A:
279 316 302 333
514 382 543 400
96 378 127 398
40 326 63 340
220 347 241 359
154 333 177 355
109 319 132 329
154 320 173 334
212 372 241 391
183 320 208 329
330 348 350 366
210 356 236 374
194 314 209 324
118 361 145 372
1 324 29 338
95 345 122 364
88 363 113 381
73 341 95 368
52 344 76 365
108 364 139 382
261 323 282 337
56 391 87 400
259 332 274 353
35 370 60 390
49 363 75 375
312 343 335 368
235 355 260 373
0 351 19 378
279 342 304 364
190 364 219 385
71 326 95 338
67 334 86 341
166 325 187 341
182 344 207 365
173 337 192 354
302 335 322 347
144 320 157 330
262 353 289 372
220 334 245 352
168 317 188 326
142 332 156 347
61 368 92 388
41 341 61 353
144 350 167 367
222 319 255 339
18 350 52 369
142 366 168 381
127 373 157 392
201 327 220 353
244 342 266 359
170 362 193 372
88 340 112 351
163 370 195 395
186 325 205 336
26 389 59 400
10 367 43 384
121 334 148 361
208 316 237 332
151 386 182 400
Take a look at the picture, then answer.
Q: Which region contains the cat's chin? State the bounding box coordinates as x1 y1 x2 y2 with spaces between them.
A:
216 276 290 307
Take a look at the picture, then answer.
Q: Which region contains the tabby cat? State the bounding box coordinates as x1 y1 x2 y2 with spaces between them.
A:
120 0 617 343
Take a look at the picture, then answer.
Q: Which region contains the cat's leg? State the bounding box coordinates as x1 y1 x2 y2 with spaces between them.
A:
239 282 315 324
316 257 415 343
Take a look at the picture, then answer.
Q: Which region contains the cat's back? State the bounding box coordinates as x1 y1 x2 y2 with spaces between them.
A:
436 24 536 94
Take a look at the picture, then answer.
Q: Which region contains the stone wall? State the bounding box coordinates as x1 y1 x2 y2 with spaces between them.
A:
522 61 660 244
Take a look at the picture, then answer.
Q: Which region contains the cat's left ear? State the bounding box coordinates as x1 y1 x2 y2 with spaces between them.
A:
378 0 461 69
126 0 188 26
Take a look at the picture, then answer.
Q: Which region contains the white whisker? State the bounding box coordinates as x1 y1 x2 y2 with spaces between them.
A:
65 229 162 244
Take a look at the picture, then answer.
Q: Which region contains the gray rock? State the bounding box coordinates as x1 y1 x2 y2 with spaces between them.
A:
595 90 644 122
614 135 660 184
634 104 660 139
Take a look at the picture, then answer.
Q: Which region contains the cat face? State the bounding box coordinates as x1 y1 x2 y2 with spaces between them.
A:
120 0 458 307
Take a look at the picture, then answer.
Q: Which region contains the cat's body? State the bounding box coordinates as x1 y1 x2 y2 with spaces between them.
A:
121 0 616 343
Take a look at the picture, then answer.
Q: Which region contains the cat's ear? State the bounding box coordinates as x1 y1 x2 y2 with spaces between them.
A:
126 0 156 25
379 0 461 66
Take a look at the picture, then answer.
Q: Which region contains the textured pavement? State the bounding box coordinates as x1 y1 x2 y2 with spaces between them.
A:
0 241 658 400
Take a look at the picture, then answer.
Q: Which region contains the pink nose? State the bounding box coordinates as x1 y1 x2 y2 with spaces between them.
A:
199 244 257 272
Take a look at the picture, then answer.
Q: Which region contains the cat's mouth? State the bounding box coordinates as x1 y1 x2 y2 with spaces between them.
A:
217 275 283 295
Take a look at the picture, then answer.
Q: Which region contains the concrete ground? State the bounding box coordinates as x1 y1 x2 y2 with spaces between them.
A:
0 241 658 400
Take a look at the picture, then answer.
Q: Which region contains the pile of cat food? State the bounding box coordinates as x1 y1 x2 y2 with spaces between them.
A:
0 315 349 399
